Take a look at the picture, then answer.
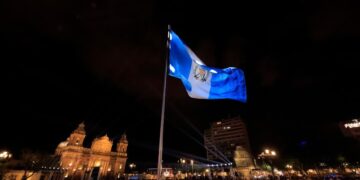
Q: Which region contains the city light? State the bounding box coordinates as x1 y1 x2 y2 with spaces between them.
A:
259 148 277 158
129 163 136 169
344 119 360 128
0 151 12 160
271 151 276 156
180 158 186 164
265 149 270 154
258 148 277 177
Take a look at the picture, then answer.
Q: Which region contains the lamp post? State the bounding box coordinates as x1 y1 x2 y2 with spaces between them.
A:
286 164 293 180
258 149 277 179
129 163 136 173
180 158 186 172
0 151 12 179
0 151 12 160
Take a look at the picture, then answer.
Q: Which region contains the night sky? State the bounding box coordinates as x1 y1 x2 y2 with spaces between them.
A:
1 0 360 169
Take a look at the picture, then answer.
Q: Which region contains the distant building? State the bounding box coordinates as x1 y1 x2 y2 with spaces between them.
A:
339 118 360 142
204 116 252 161
55 122 128 179
204 116 254 178
234 146 255 178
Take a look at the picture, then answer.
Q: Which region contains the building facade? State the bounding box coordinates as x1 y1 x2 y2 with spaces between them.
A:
204 116 251 161
233 146 255 178
55 122 128 179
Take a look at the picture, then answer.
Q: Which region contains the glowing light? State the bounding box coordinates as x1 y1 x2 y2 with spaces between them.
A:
129 163 136 169
271 151 276 156
0 151 12 159
94 161 101 167
344 119 360 128
265 149 270 154
163 171 170 177
169 64 175 73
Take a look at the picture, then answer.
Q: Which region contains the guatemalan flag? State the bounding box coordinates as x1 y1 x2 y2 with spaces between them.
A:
168 30 247 102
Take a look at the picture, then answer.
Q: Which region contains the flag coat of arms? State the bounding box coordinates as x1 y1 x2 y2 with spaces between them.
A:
168 30 247 102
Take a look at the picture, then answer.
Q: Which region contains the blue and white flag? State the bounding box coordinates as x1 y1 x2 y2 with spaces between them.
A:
168 30 247 102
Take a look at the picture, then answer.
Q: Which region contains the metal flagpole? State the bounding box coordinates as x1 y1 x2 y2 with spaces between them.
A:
157 25 171 180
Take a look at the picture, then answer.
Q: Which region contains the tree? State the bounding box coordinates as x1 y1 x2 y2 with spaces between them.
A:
18 149 61 180
18 149 43 180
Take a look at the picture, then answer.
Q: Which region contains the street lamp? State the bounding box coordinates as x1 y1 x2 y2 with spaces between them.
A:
258 148 277 178
0 151 12 180
271 151 276 156
286 164 293 179
129 163 136 173
0 151 12 160
179 158 186 172
180 159 186 164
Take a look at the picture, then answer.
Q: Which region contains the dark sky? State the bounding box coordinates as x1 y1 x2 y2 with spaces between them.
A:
1 0 360 169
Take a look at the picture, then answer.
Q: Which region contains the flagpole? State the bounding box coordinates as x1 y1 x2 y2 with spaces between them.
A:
157 24 171 180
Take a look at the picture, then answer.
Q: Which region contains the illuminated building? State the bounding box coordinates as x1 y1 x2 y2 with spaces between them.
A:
339 118 360 141
234 146 255 178
55 122 128 179
204 116 252 161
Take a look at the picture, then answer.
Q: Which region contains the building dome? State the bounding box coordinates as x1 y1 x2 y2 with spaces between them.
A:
91 134 113 153
58 141 69 148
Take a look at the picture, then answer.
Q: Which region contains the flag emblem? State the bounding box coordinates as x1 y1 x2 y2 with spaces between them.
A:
193 65 209 82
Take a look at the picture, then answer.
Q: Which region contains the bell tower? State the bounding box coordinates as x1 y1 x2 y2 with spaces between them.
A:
117 133 128 153
68 122 86 146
